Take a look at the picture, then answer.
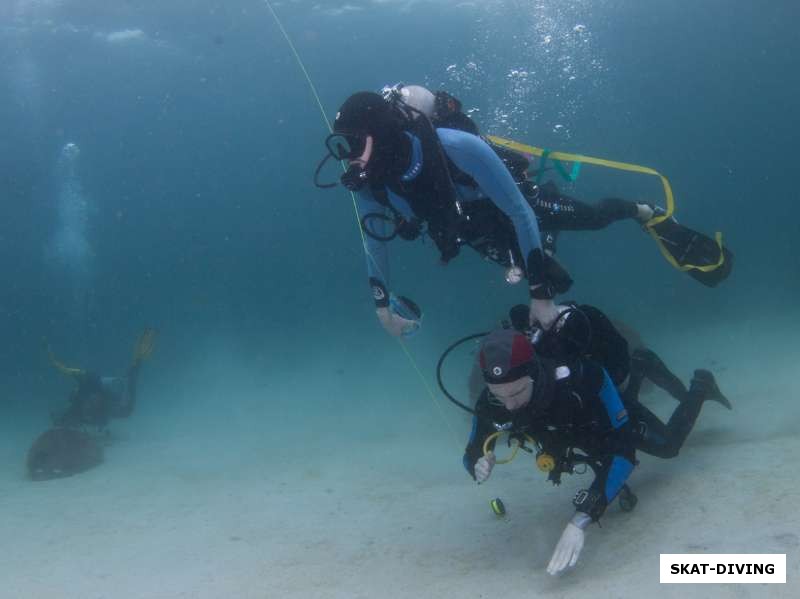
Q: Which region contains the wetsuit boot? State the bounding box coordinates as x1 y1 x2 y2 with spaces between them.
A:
664 369 731 451
631 369 730 458
688 369 731 410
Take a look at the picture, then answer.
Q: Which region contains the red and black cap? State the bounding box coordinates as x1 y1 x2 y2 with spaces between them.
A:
479 328 536 384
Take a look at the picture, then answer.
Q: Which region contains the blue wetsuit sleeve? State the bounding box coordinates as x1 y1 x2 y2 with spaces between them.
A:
462 393 497 479
463 415 480 477
438 128 543 269
577 366 636 520
598 368 629 429
597 369 635 502
356 190 391 299
580 454 635 521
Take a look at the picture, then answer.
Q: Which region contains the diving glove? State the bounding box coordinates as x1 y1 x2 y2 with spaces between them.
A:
546 512 591 576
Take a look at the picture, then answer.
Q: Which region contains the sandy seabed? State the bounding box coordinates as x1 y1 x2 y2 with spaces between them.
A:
2 314 798 599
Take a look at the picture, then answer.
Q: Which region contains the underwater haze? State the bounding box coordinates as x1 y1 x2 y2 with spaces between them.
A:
1 1 798 597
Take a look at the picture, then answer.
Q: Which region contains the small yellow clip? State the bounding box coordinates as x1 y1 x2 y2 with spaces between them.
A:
536 452 556 473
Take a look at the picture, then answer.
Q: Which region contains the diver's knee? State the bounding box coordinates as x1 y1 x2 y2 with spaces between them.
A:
660 445 680 459
631 347 658 363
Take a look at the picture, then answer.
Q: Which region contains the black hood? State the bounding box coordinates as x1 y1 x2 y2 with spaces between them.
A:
334 92 409 185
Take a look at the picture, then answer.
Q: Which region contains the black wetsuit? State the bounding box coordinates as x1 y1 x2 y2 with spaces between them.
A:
447 168 641 268
430 105 642 258
532 304 713 461
464 350 720 520
464 302 725 520
54 367 141 430
464 358 636 521
520 180 640 254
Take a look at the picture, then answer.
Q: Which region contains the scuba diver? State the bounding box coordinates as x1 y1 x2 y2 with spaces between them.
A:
46 328 156 431
411 84 731 282
315 87 573 338
393 84 732 287
424 86 653 241
461 326 730 576
463 301 718 414
316 84 731 337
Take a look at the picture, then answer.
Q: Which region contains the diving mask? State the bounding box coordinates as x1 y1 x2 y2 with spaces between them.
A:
314 131 374 190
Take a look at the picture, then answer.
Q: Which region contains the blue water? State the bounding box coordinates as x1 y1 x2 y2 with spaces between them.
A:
1 1 798 595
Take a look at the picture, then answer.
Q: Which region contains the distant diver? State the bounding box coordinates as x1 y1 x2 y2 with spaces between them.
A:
459 313 729 575
46 328 156 430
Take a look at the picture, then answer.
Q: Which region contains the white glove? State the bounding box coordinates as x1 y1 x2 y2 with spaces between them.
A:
474 452 495 483
376 307 418 338
529 298 564 330
546 512 591 576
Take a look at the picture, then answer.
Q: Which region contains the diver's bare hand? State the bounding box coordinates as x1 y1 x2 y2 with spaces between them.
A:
474 451 495 483
376 307 417 338
529 298 561 330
